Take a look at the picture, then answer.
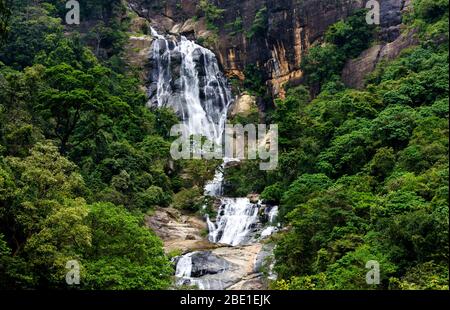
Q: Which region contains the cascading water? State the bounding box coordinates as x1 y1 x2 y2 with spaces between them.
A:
175 252 194 278
149 27 231 144
149 28 278 290
208 198 260 246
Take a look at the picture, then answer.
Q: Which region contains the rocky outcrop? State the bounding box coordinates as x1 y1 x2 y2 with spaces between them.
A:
175 244 266 290
145 207 213 253
341 0 415 89
123 14 153 87
342 28 419 89
229 93 257 118
124 35 153 81
379 0 411 42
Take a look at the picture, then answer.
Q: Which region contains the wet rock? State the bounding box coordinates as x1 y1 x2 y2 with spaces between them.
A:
169 50 182 73
190 251 232 277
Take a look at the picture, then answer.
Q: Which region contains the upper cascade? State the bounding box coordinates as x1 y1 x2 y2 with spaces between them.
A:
148 27 233 144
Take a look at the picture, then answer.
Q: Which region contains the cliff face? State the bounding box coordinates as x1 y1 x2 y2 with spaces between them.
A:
341 0 416 89
129 0 408 96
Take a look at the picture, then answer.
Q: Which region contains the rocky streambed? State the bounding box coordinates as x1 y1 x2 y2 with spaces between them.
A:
146 199 279 290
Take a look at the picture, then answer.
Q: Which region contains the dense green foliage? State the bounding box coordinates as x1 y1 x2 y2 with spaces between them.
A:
226 3 449 290
0 0 11 42
0 0 179 289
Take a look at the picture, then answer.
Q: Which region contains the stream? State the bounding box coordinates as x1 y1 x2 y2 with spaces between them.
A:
149 27 279 290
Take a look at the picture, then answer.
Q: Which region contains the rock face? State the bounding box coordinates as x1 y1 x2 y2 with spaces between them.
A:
341 0 415 89
129 0 409 96
379 0 411 42
342 28 419 89
123 14 153 87
125 35 153 81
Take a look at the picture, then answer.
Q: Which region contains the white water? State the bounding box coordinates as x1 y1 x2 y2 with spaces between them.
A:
150 28 232 144
268 206 279 224
208 198 260 246
175 252 194 278
261 226 277 238
260 206 280 239
204 168 224 197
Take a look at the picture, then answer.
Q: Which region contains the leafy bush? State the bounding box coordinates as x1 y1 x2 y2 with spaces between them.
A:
134 186 172 210
172 187 204 211
83 203 172 290
415 0 449 22
261 182 284 204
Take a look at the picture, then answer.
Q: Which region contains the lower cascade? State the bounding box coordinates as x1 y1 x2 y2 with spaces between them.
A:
208 198 260 246
173 168 280 290
149 28 279 290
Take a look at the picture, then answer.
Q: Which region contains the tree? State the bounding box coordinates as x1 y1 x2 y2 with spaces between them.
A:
0 0 11 43
0 142 90 287
197 0 225 25
371 105 417 149
325 10 375 59
83 203 172 290
300 43 345 91
280 173 332 219
37 64 131 154
0 4 63 69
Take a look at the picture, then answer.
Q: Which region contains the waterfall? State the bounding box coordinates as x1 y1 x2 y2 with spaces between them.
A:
208 198 260 246
149 28 277 289
175 252 194 278
268 206 279 224
204 168 224 197
149 27 232 144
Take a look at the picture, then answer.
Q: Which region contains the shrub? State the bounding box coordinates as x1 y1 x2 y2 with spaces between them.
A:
172 187 204 211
